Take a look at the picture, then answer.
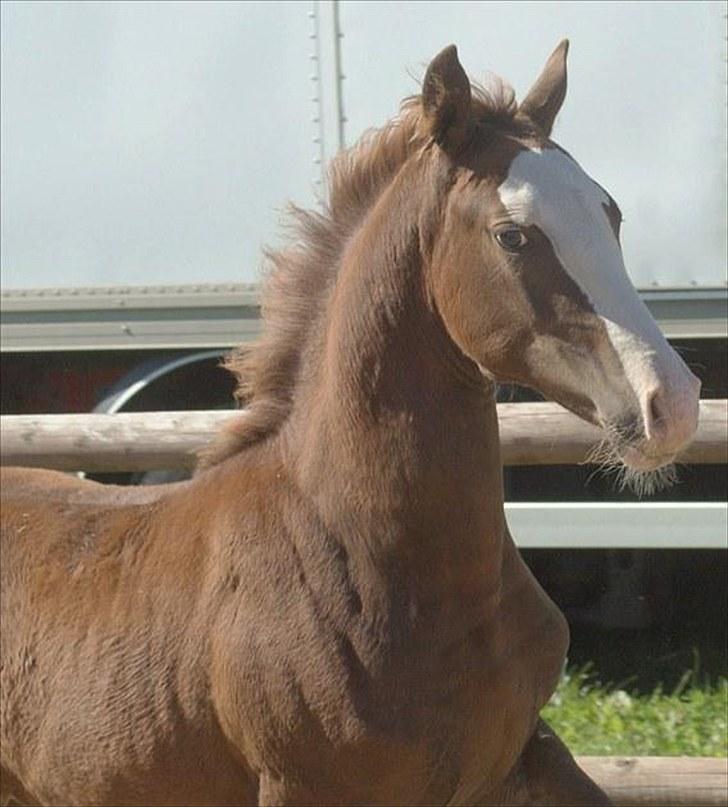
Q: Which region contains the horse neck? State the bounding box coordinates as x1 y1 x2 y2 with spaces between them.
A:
282 162 507 605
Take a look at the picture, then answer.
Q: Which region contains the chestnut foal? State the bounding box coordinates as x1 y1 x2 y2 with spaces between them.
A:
1 42 699 806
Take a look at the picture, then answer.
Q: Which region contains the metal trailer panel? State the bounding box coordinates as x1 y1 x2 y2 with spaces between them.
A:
0 2 321 289
1 2 726 291
1 284 726 352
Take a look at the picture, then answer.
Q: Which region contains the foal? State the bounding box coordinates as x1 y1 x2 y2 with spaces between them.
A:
1 42 699 806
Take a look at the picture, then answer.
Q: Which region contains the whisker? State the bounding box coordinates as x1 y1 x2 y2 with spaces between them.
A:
616 463 678 497
582 421 679 497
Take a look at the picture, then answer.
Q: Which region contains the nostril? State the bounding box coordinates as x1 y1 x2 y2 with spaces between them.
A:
645 389 668 442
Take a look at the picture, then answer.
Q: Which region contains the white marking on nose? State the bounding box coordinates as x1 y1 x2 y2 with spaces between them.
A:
497 146 628 329
497 146 700 452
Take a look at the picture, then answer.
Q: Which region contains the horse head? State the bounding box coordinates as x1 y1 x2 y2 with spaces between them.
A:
422 42 700 490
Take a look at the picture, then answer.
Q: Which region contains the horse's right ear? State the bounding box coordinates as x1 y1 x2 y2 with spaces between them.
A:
422 45 472 154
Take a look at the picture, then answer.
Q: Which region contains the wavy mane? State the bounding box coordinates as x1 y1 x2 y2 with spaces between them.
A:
198 78 522 469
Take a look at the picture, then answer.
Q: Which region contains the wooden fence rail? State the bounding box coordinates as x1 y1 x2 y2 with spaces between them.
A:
1 400 726 473
578 755 728 806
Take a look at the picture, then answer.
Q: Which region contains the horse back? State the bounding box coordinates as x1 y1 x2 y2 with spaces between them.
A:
0 466 188 613
0 466 259 805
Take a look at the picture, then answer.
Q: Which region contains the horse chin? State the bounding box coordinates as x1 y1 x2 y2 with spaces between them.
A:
618 443 675 472
612 444 679 497
587 434 679 497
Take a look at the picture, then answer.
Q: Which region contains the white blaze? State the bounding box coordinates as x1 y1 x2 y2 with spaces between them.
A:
497 147 657 346
497 146 699 451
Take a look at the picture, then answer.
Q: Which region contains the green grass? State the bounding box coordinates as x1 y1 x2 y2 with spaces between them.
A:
542 666 728 757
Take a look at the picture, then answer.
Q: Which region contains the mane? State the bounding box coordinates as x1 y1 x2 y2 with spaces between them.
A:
198 76 522 470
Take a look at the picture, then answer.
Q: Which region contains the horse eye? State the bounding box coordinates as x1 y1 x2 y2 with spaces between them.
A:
495 227 527 252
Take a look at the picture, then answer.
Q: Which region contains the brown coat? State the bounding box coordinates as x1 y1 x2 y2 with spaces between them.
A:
6 41 686 805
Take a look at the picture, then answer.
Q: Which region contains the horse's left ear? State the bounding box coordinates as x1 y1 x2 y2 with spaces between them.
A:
519 39 569 136
422 45 472 153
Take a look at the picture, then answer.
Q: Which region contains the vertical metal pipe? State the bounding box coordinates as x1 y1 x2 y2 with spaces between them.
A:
331 0 346 152
308 1 326 188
